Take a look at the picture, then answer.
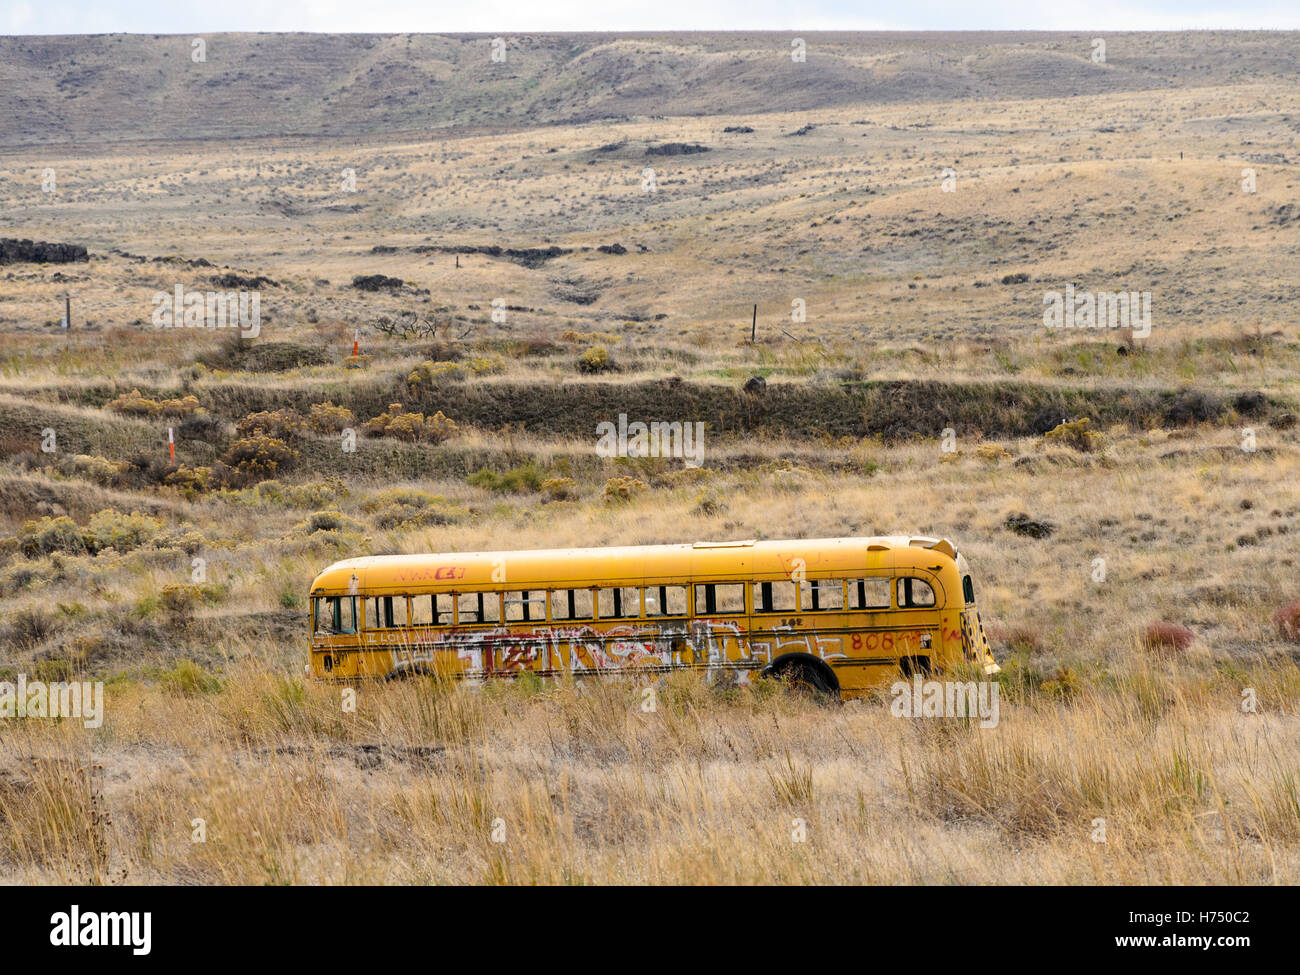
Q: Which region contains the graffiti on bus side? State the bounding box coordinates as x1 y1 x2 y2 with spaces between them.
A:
382 619 752 676
374 621 961 676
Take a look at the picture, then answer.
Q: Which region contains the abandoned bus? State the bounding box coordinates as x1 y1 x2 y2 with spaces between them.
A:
306 535 998 699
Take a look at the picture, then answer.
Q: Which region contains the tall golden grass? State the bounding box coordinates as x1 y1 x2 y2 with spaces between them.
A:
2 654 1296 885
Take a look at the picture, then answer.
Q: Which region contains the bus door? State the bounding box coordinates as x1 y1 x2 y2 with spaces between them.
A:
894 574 943 675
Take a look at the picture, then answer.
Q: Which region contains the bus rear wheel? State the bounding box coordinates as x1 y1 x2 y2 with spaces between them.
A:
768 660 837 701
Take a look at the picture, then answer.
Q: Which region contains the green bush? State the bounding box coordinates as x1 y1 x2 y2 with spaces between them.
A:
468 462 545 494
160 658 223 696
361 488 463 529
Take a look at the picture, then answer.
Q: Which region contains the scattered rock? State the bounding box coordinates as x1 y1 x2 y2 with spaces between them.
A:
743 375 767 396
352 274 405 292
0 238 89 264
1004 512 1055 539
1268 203 1297 227
211 272 275 289
646 142 709 156
414 244 571 268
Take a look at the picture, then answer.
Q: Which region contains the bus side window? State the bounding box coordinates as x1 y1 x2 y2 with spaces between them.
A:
596 587 640 619
410 594 454 626
365 596 399 629
694 583 745 616
800 579 845 612
963 575 975 604
899 577 936 608
457 593 480 625
458 592 502 625
645 585 687 618
849 578 891 610
752 580 797 613
551 588 596 621
505 591 547 622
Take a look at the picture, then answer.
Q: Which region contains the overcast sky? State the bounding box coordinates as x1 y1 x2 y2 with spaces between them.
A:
3 0 1299 34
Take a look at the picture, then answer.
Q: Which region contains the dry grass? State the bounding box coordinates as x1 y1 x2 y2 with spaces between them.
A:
1 31 1298 885
1 659 1296 885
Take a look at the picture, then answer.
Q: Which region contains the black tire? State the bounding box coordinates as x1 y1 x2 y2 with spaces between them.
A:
770 660 836 701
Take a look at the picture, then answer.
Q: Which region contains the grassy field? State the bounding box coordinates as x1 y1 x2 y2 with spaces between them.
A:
0 31 1298 885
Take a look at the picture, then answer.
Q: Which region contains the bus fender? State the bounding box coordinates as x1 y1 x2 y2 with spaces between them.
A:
762 652 839 693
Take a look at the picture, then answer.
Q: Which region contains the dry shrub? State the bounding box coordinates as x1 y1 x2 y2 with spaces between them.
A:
1272 602 1300 643
296 508 365 536
105 388 203 419
985 622 1044 655
577 345 614 373
159 583 204 626
360 489 462 529
308 401 355 434
364 404 459 444
63 454 131 488
18 510 162 556
219 435 298 487
408 361 467 386
1141 621 1194 654
1043 417 1100 452
603 475 647 503
164 465 214 498
18 516 85 556
541 476 578 501
235 408 310 442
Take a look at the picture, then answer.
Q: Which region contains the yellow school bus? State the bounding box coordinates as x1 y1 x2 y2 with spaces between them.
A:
306 536 998 700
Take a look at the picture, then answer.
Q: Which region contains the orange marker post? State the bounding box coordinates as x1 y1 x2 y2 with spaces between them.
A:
352 327 359 357
168 426 175 463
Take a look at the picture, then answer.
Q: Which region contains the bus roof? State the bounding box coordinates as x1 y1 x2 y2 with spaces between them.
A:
309 535 964 595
